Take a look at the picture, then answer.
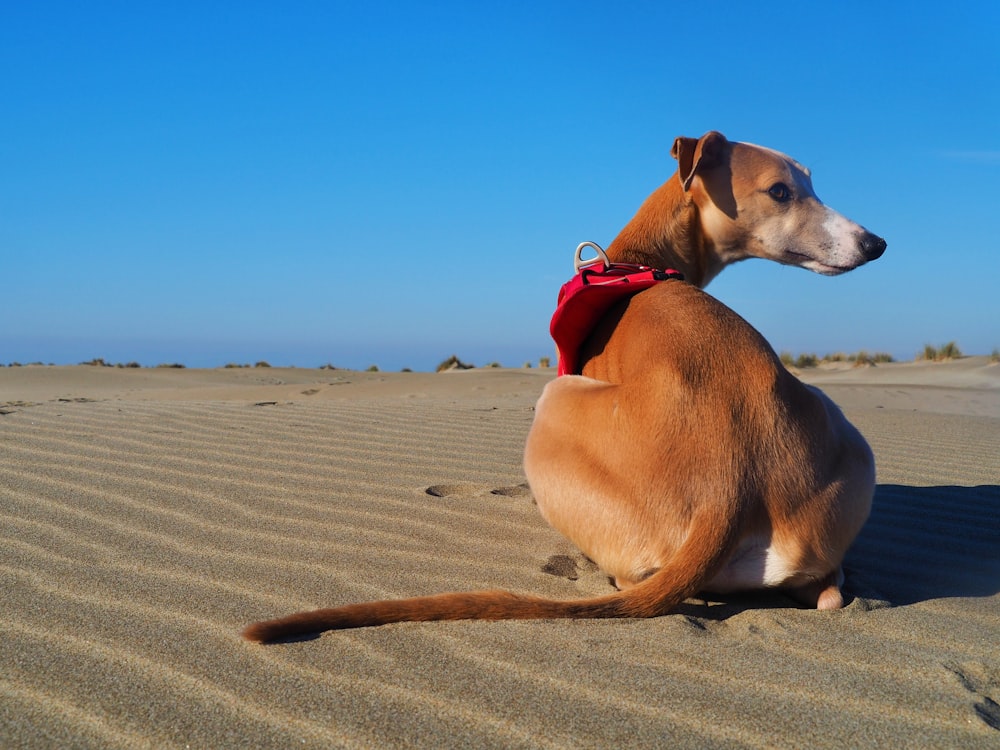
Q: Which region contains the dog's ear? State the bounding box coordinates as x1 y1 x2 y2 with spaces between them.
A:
671 131 729 191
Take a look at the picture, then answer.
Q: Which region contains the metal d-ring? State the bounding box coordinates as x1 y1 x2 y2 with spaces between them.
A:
574 241 610 273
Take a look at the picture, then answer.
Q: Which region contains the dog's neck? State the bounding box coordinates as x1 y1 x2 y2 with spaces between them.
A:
606 174 721 289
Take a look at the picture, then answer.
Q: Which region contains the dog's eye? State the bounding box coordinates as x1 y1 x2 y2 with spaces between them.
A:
768 183 792 202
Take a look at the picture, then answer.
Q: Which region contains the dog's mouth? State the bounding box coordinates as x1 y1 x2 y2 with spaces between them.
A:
784 250 857 275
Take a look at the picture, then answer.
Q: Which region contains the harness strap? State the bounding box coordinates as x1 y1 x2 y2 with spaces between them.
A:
550 243 684 376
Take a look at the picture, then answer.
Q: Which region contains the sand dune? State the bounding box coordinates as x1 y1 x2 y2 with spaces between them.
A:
1 360 998 748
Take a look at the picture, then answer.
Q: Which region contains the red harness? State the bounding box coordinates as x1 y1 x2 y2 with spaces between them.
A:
550 244 684 376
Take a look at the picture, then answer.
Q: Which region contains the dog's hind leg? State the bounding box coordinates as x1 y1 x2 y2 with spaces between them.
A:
523 375 682 587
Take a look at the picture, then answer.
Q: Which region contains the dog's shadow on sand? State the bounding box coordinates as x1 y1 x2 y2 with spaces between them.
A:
844 483 1000 606
677 484 1000 620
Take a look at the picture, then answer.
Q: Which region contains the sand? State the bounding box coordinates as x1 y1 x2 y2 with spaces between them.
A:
1 360 998 748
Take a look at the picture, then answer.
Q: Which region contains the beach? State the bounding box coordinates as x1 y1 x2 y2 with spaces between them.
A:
1 360 998 748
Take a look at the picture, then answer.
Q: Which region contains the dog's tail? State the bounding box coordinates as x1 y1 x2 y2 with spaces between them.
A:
242 505 741 643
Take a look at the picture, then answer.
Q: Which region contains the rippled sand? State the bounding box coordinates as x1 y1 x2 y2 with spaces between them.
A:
1 361 998 748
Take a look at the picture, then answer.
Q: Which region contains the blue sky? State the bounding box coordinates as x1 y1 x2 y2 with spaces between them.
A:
3 2 998 370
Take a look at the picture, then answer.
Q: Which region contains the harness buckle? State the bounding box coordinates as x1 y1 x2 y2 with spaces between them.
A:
574 241 610 273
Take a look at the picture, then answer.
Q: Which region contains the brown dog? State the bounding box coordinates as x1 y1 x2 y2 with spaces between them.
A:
243 131 885 643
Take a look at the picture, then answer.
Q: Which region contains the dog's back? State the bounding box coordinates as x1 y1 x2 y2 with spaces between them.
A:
526 281 873 599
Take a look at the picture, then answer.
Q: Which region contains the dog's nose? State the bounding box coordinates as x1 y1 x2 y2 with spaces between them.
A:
860 233 886 261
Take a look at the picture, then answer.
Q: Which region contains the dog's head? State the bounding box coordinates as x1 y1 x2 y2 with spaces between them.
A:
672 131 886 276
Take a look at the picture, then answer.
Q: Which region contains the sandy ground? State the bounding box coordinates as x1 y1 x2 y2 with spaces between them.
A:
1 359 998 748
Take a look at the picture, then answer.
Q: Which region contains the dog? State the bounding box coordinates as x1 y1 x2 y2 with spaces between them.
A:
243 131 885 643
